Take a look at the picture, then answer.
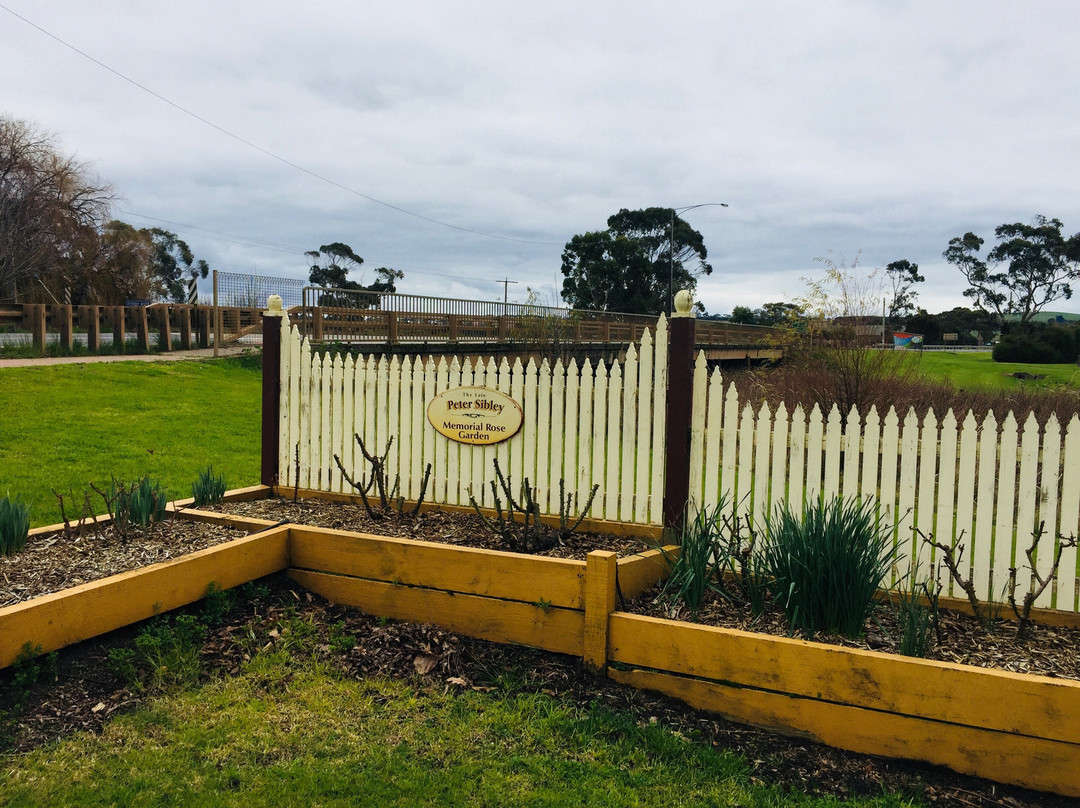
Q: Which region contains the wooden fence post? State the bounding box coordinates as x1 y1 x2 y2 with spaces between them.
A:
387 311 398 344
80 306 101 352
180 306 193 349
58 305 74 351
134 306 150 351
584 550 618 674
212 269 220 359
261 295 284 488
110 306 126 351
156 305 172 350
662 291 697 536
22 304 46 355
197 306 211 348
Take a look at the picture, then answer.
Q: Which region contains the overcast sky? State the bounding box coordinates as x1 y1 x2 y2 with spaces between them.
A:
3 1 1079 315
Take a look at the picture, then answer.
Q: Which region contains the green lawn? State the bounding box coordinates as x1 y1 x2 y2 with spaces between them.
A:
0 357 262 527
912 350 1080 391
0 651 916 808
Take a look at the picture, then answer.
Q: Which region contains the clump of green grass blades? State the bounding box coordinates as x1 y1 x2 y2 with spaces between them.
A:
191 465 227 506
0 495 31 556
762 496 893 638
894 564 941 658
655 500 730 617
113 476 167 528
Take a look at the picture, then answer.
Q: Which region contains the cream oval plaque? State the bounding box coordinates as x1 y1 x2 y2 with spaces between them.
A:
427 387 523 445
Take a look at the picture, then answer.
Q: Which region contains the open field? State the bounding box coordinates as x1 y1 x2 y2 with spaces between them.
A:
911 351 1080 391
0 357 262 527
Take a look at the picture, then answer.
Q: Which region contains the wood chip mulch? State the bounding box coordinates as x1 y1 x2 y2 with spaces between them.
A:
1 519 248 607
632 587 1080 682
210 497 654 560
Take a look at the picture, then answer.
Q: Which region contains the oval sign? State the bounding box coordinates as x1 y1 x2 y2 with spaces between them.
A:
427 386 523 445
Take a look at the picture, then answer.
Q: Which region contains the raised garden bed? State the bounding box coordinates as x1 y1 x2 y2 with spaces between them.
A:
1 484 1078 798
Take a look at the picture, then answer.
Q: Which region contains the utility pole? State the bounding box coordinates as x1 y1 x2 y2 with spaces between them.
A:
500 278 518 304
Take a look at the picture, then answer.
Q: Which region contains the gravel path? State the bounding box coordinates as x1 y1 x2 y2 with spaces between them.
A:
0 345 251 368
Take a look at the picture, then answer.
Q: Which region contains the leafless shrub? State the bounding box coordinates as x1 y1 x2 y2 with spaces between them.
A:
1008 523 1079 639
468 458 598 554
334 434 432 520
726 360 1080 426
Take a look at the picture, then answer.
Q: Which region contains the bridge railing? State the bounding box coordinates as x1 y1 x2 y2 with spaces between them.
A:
297 287 780 346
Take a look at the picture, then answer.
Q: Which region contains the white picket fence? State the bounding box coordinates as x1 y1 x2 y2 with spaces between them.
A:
274 307 1080 613
276 311 670 525
689 356 1080 612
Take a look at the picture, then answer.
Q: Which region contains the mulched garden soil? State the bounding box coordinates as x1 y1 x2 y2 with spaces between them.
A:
2 498 1078 806
210 496 655 560
1 519 249 606
631 587 1080 682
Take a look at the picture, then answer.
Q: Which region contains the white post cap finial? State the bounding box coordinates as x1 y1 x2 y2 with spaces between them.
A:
673 289 695 318
265 294 284 316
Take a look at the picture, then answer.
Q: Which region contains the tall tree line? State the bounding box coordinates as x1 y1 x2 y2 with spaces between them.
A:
0 115 209 305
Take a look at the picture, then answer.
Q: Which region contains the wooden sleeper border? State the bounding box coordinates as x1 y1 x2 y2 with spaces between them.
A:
2 490 1078 798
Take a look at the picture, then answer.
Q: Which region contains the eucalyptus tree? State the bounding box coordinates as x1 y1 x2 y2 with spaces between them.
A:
944 215 1080 325
560 207 712 315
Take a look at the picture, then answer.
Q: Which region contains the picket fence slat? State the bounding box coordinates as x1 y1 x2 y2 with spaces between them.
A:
823 406 842 505
604 360 622 521
578 359 594 510
564 359 580 512
635 335 653 524
536 359 552 512
649 316 668 523
1038 415 1061 609
994 414 1019 601
620 346 638 523
551 359 567 514
770 403 790 517
934 411 959 580
1060 417 1080 611
278 312 293 485
753 402 772 529
954 413 978 595
1015 413 1041 601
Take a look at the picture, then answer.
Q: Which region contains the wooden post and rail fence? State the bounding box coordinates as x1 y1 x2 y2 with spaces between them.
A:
0 302 262 355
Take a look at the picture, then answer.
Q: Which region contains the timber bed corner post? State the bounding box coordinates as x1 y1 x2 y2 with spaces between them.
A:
261 294 284 487
662 290 697 538
583 551 618 674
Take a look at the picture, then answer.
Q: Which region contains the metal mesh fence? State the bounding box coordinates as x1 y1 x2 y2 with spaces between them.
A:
213 270 305 346
214 270 304 310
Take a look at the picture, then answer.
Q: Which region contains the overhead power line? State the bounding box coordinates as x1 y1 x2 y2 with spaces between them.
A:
1 3 563 248
120 210 517 285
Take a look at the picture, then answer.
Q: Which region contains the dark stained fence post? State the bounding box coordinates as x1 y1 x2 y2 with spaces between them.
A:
261 295 284 488
80 305 101 352
134 306 150 351
58 305 74 351
662 292 697 536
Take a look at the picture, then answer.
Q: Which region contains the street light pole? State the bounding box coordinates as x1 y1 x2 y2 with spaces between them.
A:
668 203 729 315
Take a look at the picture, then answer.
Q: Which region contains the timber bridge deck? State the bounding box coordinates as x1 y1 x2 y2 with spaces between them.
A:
297 288 784 363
